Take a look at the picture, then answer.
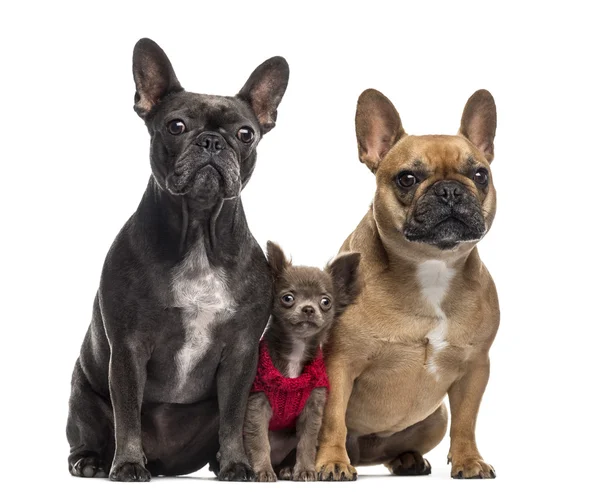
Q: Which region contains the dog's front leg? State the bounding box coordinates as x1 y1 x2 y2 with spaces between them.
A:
316 358 357 481
108 340 151 482
293 387 327 481
216 344 257 481
447 354 496 479
243 393 275 482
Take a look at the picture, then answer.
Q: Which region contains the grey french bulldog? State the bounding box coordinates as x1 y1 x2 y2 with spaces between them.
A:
66 38 289 482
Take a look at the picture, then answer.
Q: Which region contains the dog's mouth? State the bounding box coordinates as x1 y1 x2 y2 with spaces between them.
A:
287 318 322 336
165 161 241 200
293 320 319 327
404 207 486 250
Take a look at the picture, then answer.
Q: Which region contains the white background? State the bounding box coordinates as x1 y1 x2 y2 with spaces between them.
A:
1 1 598 495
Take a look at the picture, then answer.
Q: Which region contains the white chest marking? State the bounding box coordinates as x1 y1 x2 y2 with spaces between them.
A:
172 246 234 386
286 341 306 378
416 260 456 377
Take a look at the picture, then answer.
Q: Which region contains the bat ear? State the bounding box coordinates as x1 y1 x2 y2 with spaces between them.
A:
459 89 497 163
326 252 361 313
356 89 405 173
132 38 183 118
237 56 290 134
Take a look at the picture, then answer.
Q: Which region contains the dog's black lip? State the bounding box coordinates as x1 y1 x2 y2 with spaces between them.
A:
403 216 483 242
169 162 224 194
409 212 474 230
433 216 470 229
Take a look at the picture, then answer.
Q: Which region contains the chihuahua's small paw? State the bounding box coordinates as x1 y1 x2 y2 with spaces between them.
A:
318 462 357 481
109 461 151 482
293 468 317 481
451 456 496 479
218 461 255 481
255 469 277 482
386 451 431 476
278 466 292 480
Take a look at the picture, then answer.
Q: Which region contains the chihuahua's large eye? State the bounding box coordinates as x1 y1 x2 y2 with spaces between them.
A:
396 171 419 189
473 168 489 187
167 119 186 135
320 297 332 310
237 126 255 144
281 293 295 307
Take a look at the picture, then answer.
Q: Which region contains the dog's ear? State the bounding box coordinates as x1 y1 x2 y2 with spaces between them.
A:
238 57 289 134
356 89 405 173
327 252 361 313
132 38 183 118
266 241 290 279
459 89 497 163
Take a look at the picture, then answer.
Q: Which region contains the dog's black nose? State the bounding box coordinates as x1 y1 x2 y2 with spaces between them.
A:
434 181 465 204
302 305 315 316
197 132 225 154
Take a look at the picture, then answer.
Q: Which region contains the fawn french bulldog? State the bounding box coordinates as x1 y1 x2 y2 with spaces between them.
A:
316 89 499 480
66 38 289 481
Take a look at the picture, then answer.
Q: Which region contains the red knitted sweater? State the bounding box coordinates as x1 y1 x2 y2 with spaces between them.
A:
250 340 329 431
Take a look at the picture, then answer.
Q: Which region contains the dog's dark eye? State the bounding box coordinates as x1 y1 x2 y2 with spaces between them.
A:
167 119 186 135
281 293 295 307
237 126 255 144
320 297 332 310
396 171 419 189
473 168 489 187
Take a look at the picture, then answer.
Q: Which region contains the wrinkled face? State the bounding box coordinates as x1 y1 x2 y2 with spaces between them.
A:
355 88 497 252
131 38 289 209
274 266 336 339
146 93 260 208
375 135 496 250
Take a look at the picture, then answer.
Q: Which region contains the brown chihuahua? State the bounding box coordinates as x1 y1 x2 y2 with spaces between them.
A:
243 242 360 482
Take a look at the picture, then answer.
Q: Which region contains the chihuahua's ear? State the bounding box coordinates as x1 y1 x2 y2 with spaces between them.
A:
266 241 290 279
133 38 183 118
327 252 361 313
356 89 405 173
238 56 289 134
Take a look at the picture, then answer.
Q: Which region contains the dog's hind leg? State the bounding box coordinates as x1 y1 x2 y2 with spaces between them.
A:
67 359 114 478
355 403 448 476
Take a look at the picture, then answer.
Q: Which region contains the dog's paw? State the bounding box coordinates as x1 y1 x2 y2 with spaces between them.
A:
109 461 151 482
293 468 317 481
386 451 431 476
450 456 496 479
218 461 255 481
317 462 357 481
278 466 292 480
255 469 277 482
70 453 108 478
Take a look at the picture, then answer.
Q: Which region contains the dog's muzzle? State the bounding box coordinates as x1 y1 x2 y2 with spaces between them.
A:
165 132 242 200
403 180 486 250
